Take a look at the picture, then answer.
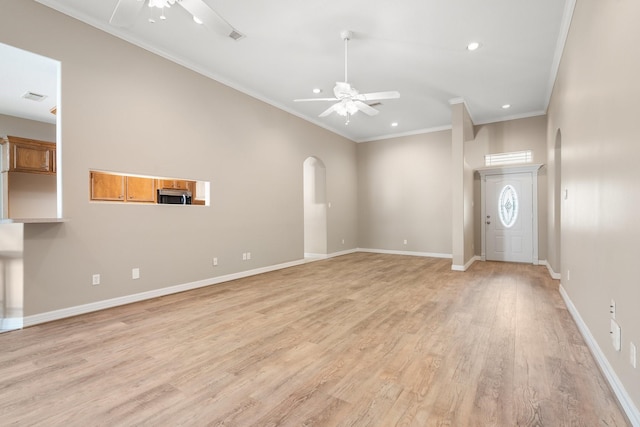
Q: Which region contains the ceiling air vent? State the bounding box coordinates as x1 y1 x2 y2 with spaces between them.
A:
22 91 48 102
228 30 245 41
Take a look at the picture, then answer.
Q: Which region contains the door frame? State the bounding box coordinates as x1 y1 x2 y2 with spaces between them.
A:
477 164 543 264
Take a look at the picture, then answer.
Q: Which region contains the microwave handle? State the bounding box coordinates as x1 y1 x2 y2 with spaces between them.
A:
182 194 186 204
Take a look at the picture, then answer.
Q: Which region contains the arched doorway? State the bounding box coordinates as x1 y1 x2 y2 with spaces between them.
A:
303 157 327 258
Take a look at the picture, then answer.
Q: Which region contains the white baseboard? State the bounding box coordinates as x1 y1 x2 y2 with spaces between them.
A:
357 248 452 259
304 253 327 260
452 255 481 272
305 249 359 262
23 258 307 328
1 317 23 330
327 248 359 258
539 259 561 279
559 284 640 426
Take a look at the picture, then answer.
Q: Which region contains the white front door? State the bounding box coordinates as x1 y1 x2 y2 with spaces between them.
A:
485 173 533 263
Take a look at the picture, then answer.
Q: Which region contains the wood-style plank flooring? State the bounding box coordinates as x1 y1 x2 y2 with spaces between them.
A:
0 253 630 426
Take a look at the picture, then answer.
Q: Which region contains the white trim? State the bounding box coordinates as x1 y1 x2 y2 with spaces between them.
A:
539 259 561 279
476 163 544 177
544 0 577 112
357 248 452 259
451 255 480 272
559 284 640 427
1 317 23 330
327 248 359 258
474 110 547 126
357 125 452 143
23 258 306 327
304 253 328 260
305 248 359 261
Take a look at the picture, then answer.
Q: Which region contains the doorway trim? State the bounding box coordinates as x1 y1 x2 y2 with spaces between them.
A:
477 163 543 264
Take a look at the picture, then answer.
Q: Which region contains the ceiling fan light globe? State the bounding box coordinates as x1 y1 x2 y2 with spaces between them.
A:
334 103 348 116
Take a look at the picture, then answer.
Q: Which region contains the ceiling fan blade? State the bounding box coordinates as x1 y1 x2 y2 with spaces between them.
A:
356 91 401 101
109 0 146 27
294 98 339 102
319 103 340 117
178 0 244 40
354 101 379 116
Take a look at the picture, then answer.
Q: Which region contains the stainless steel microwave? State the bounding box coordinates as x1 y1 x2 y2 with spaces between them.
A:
157 188 192 205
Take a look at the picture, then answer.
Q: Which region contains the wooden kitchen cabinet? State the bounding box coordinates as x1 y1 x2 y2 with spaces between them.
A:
1 135 56 175
89 171 202 205
90 172 125 201
126 176 156 202
157 179 193 190
90 172 156 203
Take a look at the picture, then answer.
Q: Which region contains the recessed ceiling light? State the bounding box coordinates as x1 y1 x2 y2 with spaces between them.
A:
391 122 399 127
313 88 322 94
193 16 203 24
467 42 481 51
502 104 511 109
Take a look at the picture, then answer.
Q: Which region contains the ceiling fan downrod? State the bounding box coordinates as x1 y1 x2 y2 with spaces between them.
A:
341 30 352 83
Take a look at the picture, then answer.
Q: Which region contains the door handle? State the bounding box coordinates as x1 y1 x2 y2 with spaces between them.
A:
486 221 491 225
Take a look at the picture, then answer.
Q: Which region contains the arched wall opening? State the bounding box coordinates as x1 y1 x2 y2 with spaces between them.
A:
303 157 327 258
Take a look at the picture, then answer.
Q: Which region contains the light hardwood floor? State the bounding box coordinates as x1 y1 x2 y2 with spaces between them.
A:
0 253 630 426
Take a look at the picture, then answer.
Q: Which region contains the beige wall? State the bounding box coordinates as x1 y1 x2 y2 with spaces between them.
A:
357 131 452 255
547 0 640 409
7 173 57 218
0 114 56 142
0 0 358 316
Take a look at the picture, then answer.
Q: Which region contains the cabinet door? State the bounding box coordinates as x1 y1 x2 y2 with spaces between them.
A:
90 172 125 201
174 180 190 190
12 143 53 174
157 179 191 190
126 177 156 203
157 179 176 189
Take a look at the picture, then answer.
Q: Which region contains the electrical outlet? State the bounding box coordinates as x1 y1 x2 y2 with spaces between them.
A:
92 274 100 285
342 238 345 245
213 257 218 266
631 342 637 369
403 239 408 245
610 299 616 319
132 268 140 280
242 253 247 261
247 252 251 260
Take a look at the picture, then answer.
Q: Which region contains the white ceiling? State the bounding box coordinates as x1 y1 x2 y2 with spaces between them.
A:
0 43 58 125
6 0 573 141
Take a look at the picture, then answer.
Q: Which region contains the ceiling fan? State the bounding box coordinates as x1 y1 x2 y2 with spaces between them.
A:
295 30 400 124
109 0 244 40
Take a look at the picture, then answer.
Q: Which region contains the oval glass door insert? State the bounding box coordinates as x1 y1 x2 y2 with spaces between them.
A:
498 184 519 228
